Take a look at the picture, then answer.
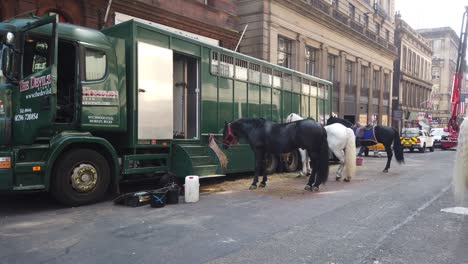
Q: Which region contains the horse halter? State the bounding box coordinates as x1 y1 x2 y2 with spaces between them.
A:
223 123 236 146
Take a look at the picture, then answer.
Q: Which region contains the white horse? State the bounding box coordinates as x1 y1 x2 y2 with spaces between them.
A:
286 113 357 181
454 117 468 202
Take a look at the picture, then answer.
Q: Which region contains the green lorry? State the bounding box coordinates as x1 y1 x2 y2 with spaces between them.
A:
0 16 332 205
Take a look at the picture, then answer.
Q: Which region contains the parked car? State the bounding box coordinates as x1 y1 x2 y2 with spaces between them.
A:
430 128 450 148
401 128 435 153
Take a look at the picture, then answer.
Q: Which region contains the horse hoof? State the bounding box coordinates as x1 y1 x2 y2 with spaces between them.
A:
344 178 350 182
383 169 388 173
296 174 304 178
259 183 266 188
311 186 320 192
249 185 257 190
335 176 341 181
304 185 312 190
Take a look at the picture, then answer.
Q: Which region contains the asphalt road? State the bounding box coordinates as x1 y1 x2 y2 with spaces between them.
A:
0 149 466 264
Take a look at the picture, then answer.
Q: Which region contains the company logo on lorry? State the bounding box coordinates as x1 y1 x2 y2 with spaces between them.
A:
19 74 52 92
82 87 119 106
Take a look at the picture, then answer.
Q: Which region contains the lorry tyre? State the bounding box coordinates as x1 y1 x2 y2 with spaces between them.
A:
419 144 426 153
264 153 278 175
52 149 110 206
283 151 299 172
429 146 434 152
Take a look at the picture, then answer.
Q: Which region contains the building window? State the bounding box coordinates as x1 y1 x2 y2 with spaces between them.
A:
277 36 292 68
345 61 354 94
385 29 390 41
402 46 407 70
361 65 369 97
373 70 379 99
376 23 381 36
432 39 442 51
432 67 440 80
349 4 356 20
407 49 412 72
364 15 369 28
327 54 337 82
383 73 390 100
305 46 318 76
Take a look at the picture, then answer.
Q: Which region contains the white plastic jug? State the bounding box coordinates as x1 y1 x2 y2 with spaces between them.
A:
184 175 200 203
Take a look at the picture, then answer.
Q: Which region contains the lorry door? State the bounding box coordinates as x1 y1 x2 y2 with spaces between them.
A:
137 41 173 140
13 16 58 144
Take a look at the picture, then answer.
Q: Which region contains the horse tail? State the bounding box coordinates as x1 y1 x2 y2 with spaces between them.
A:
344 127 357 179
454 119 468 202
317 128 330 184
392 128 405 164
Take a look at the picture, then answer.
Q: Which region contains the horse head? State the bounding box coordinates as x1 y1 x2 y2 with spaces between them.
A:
222 121 236 149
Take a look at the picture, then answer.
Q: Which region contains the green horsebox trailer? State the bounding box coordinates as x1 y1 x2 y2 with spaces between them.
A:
0 16 332 205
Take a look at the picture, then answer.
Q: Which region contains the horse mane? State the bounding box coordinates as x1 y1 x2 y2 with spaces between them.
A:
233 118 268 128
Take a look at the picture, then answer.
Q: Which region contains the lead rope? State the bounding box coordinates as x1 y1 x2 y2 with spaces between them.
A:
208 134 229 170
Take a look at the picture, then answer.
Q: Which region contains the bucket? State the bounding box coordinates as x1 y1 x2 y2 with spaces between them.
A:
166 183 181 204
185 175 200 203
356 157 364 166
150 190 167 208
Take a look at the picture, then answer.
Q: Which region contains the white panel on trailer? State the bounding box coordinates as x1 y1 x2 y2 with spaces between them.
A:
137 41 173 139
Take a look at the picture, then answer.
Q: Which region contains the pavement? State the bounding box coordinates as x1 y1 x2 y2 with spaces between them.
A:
0 149 466 264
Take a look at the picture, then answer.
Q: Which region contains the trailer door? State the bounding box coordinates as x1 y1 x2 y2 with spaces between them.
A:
13 16 58 144
137 42 173 140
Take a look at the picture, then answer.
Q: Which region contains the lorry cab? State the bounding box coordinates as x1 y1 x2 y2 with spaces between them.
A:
0 16 126 205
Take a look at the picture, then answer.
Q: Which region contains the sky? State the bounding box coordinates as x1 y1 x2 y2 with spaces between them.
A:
395 0 468 36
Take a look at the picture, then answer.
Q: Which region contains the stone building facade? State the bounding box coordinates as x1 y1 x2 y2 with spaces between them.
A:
417 27 460 125
237 0 397 125
0 0 240 49
392 15 433 130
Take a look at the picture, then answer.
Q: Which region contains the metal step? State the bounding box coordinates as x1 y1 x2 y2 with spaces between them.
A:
179 145 209 156
192 165 218 176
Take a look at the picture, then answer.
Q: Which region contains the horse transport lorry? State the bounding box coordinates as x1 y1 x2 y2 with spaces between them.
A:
0 16 332 205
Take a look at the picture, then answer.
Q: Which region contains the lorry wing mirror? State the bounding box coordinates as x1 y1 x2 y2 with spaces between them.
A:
1 46 13 78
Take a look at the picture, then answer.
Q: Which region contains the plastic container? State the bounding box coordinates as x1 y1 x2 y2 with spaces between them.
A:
356 157 364 166
150 190 167 208
166 183 181 204
184 175 200 203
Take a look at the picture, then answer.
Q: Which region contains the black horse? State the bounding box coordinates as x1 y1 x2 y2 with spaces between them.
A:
326 116 404 173
222 118 329 191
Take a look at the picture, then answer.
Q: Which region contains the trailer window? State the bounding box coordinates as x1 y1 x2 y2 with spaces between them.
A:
85 49 106 80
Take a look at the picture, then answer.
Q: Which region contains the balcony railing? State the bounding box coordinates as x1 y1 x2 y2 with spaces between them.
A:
373 3 388 20
299 0 396 53
309 0 330 14
350 20 364 34
365 30 377 42
332 9 348 25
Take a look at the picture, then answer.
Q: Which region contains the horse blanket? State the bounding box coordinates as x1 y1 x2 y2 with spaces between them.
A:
356 126 377 143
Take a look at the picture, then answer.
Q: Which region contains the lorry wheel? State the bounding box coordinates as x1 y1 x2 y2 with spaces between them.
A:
264 153 278 175
419 144 426 153
283 151 299 172
429 146 434 152
52 149 110 206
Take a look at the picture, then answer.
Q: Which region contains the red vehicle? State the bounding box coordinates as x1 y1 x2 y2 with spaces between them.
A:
441 7 468 149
